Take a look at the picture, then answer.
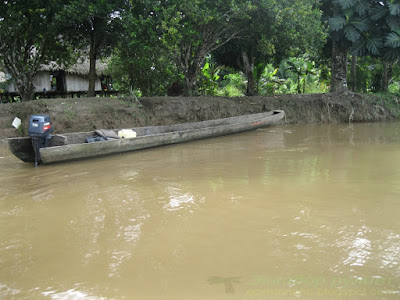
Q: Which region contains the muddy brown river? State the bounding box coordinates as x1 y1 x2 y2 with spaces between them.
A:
1 122 400 299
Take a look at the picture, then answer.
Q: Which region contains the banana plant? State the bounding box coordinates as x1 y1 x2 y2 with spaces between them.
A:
200 60 221 95
258 64 287 95
286 55 316 94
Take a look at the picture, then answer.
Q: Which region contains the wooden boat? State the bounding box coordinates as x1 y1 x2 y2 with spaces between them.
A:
8 110 285 164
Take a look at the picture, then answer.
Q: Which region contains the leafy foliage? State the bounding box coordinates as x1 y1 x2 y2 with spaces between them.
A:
286 55 316 93
214 0 326 95
108 2 180 96
0 0 69 101
386 31 400 48
327 0 400 61
329 16 347 31
157 0 251 95
216 72 246 97
56 0 126 96
199 58 221 95
6 0 400 100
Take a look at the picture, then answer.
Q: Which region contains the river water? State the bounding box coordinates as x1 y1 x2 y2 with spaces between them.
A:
1 122 400 299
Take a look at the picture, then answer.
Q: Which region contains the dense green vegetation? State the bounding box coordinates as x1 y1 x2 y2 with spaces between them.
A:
1 0 400 100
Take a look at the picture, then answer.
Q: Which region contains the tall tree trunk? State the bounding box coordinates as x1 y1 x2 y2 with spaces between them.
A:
184 56 207 96
20 83 35 102
382 61 390 92
242 51 256 96
297 73 301 93
178 45 203 96
14 73 35 102
350 55 357 92
88 33 97 98
184 67 199 96
331 39 349 93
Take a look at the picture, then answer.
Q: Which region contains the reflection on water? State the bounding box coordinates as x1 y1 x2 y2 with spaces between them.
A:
1 122 400 299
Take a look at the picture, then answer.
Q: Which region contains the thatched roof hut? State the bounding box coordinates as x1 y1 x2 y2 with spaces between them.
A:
2 58 110 94
1 57 112 96
40 58 109 76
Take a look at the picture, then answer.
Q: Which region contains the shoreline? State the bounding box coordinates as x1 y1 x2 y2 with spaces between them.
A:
0 93 399 140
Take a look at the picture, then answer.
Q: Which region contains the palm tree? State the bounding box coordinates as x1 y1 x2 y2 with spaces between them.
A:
326 0 400 93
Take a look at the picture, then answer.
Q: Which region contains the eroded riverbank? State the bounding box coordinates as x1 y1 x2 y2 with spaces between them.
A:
0 93 399 141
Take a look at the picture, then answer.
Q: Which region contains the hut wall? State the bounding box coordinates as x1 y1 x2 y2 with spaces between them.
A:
95 78 101 91
5 82 16 93
34 71 51 92
4 71 50 93
3 71 102 94
65 74 102 92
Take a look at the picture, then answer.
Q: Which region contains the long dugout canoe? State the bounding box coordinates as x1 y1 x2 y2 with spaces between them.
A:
8 110 285 165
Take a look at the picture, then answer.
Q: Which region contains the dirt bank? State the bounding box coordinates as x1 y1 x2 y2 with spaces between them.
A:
0 93 399 142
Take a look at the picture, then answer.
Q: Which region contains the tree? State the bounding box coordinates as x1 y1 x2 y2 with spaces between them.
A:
376 0 400 91
0 0 68 101
326 0 400 93
214 0 326 96
327 0 375 93
57 0 126 97
158 0 250 95
109 2 180 96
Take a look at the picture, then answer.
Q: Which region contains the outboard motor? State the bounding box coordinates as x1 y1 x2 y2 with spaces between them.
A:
28 115 53 166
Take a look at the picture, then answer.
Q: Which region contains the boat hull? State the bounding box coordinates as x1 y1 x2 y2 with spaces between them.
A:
8 110 284 164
